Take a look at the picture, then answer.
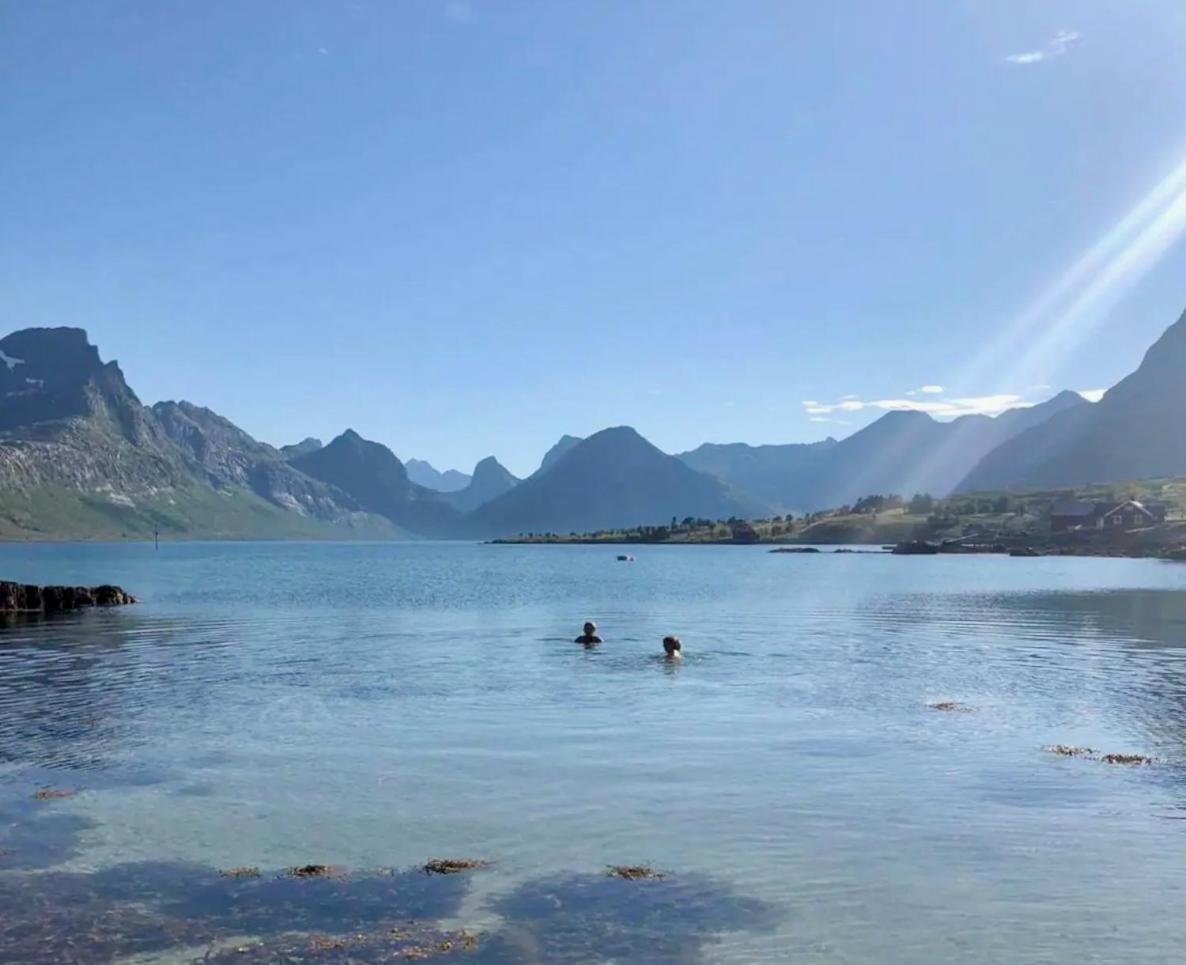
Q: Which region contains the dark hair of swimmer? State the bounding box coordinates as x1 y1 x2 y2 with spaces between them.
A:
575 621 602 644
663 635 682 657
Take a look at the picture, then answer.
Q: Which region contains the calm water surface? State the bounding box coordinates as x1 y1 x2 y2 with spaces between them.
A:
3 542 1186 963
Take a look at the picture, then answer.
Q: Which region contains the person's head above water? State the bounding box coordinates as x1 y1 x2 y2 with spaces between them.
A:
663 635 682 658
575 621 602 644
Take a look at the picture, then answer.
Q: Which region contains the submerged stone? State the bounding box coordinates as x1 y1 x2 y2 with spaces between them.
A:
483 869 780 963
201 926 479 963
220 866 261 878
1048 744 1097 758
32 787 78 800
0 865 220 964
0 795 96 870
928 701 975 712
0 859 471 963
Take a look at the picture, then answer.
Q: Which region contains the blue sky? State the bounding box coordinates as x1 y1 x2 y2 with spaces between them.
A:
4 1 1186 476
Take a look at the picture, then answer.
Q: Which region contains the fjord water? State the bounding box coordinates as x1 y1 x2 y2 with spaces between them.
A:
4 543 1186 962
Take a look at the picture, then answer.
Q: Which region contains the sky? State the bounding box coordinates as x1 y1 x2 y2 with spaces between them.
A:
4 1 1186 477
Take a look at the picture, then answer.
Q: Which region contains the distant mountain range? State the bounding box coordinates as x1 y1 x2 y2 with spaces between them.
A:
679 389 1086 513
405 458 471 492
287 430 462 537
441 457 519 514
465 427 764 537
1 308 1184 539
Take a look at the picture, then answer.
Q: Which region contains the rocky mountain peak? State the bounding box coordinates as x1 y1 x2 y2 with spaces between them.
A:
0 327 143 436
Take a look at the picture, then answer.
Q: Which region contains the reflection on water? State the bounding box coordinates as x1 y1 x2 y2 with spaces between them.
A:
4 544 1186 962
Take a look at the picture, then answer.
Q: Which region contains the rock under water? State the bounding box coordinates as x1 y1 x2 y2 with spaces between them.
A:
0 581 136 613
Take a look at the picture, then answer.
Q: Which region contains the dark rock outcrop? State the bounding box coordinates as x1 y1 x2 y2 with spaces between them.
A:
0 581 136 613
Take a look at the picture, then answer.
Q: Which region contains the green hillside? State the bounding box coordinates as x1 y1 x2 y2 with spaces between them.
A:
0 484 402 541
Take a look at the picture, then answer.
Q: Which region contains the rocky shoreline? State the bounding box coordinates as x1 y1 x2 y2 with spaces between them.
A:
0 581 136 614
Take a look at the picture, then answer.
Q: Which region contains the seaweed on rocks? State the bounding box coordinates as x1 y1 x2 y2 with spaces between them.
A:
424 858 490 875
33 787 78 800
285 864 344 879
606 864 664 880
1101 752 1155 765
200 926 479 963
1047 745 1156 764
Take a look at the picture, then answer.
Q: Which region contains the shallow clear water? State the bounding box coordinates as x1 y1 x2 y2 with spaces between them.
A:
4 542 1186 963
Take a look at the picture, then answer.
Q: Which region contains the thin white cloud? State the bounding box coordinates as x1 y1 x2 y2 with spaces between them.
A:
804 393 1030 419
1006 29 1081 65
1078 388 1107 402
919 384 944 394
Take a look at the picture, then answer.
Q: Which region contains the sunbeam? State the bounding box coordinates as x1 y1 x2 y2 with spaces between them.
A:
868 150 1186 499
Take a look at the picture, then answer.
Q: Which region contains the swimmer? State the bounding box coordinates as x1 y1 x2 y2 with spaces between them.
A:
575 621 602 645
662 635 682 660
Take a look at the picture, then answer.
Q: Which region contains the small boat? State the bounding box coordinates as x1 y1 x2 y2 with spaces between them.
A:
616 554 635 562
1009 546 1043 557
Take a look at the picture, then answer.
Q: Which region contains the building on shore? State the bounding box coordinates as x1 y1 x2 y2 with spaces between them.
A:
1050 498 1164 533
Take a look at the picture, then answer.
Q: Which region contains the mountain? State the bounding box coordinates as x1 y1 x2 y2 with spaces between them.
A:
405 458 471 492
0 328 396 539
960 309 1186 491
466 426 769 537
280 437 322 460
290 430 462 536
443 456 519 513
679 391 1087 512
534 434 582 477
678 438 838 510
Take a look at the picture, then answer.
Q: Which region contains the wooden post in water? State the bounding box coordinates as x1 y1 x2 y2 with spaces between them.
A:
154 526 159 551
